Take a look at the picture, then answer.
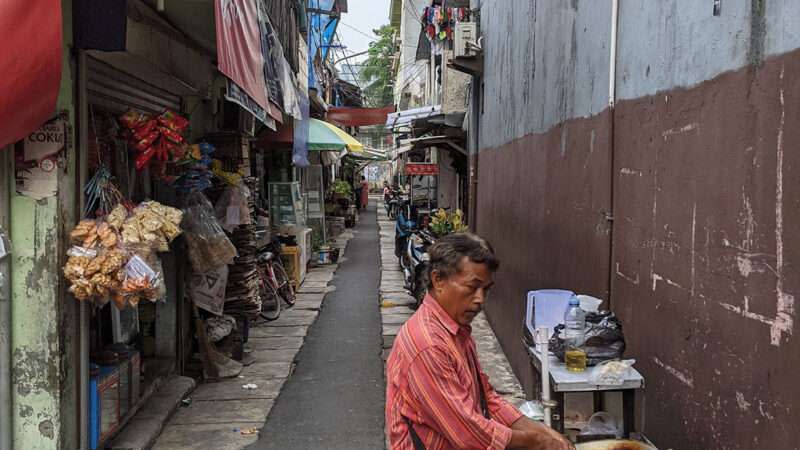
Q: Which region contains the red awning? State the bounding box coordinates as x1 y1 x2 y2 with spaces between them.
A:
327 106 396 127
0 0 63 149
256 119 293 148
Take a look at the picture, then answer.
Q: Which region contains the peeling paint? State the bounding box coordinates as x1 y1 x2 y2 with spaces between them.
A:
653 356 694 388
736 392 752 411
772 64 794 346
38 419 54 439
619 167 643 176
615 262 640 285
662 122 699 140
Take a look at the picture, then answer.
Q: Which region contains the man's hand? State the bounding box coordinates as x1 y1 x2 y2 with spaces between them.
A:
508 416 575 450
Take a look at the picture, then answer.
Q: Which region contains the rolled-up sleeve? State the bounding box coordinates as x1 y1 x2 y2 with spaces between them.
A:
406 347 513 450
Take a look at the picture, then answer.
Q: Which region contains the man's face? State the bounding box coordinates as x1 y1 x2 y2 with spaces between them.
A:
432 257 495 326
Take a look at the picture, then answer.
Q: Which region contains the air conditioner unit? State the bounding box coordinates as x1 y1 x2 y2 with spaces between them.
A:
454 22 478 58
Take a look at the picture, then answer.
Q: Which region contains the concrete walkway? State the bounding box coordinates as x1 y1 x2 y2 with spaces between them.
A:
245 203 385 450
152 231 356 450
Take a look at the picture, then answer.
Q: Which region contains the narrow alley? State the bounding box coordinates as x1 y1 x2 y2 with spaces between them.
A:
246 203 385 450
3 1 799 449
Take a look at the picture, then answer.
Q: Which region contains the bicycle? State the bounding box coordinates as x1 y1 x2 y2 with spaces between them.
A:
257 235 296 321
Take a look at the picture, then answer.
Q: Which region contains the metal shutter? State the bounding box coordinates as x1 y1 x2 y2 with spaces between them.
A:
86 56 182 114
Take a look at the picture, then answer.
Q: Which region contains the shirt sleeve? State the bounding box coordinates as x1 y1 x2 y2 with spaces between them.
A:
480 370 524 427
405 347 514 450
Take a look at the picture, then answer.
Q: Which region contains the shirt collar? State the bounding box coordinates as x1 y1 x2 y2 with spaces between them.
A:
423 294 461 336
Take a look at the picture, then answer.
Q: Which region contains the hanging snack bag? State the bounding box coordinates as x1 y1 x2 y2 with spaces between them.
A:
182 192 237 273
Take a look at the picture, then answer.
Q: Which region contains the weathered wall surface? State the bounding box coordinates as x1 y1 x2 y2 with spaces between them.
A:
476 0 614 394
479 0 612 148
476 1 800 448
9 1 78 448
613 48 800 449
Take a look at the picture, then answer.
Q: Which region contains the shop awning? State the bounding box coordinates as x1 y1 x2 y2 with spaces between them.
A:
327 106 396 127
399 135 467 156
386 105 442 130
0 0 62 149
308 118 364 153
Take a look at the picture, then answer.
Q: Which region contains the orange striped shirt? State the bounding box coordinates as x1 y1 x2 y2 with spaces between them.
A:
386 295 523 450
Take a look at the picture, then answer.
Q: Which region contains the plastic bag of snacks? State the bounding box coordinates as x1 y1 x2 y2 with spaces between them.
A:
120 201 183 254
215 185 252 232
115 254 164 309
182 193 237 273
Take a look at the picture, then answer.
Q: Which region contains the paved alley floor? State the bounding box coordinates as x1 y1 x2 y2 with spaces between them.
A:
245 203 385 450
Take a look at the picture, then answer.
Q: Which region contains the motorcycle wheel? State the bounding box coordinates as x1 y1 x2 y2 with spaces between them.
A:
412 267 429 309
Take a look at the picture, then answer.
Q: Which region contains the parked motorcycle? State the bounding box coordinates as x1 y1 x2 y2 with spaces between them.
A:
401 228 436 309
395 200 416 259
385 188 402 219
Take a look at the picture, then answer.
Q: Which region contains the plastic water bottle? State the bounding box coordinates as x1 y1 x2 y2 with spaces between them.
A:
564 296 587 372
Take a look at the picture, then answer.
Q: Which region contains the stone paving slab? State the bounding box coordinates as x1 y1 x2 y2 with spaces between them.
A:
110 376 196 450
241 362 293 379
381 294 417 307
381 272 405 281
245 348 300 364
381 314 412 325
292 298 324 311
382 324 402 337
380 307 413 317
170 399 274 425
262 310 318 327
303 272 334 283
153 423 263 450
249 326 307 338
191 377 284 401
246 336 305 349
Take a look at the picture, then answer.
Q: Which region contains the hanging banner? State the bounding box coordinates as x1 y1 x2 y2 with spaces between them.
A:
215 0 270 111
225 79 276 131
0 0 63 149
293 84 310 167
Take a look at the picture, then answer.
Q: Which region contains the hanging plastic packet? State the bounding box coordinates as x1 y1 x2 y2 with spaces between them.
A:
182 192 237 273
0 227 9 260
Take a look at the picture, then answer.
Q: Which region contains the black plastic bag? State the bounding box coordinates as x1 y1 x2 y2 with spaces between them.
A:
549 311 626 366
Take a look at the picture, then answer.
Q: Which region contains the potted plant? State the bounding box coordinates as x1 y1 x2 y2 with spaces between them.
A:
430 209 468 237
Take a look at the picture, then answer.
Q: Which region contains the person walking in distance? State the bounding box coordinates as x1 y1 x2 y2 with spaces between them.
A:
386 233 575 450
360 175 370 210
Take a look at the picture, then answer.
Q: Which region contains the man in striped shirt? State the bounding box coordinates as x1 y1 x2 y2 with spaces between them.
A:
386 233 574 450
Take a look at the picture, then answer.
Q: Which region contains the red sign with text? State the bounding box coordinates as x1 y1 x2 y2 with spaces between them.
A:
405 163 439 176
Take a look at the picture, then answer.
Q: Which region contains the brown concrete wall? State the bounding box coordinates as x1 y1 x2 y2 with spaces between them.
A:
476 111 613 393
611 48 800 449
477 48 800 449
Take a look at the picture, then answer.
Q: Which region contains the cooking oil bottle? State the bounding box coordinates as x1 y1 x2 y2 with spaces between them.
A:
564 296 587 372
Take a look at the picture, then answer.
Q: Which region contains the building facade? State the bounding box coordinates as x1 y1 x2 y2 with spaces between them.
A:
470 1 800 448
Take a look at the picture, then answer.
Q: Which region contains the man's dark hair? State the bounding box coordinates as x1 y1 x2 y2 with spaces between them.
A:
427 233 499 290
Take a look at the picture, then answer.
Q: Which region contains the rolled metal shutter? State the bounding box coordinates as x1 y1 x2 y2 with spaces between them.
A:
86 56 182 114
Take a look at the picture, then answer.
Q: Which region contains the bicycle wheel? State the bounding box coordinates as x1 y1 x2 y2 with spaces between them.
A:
259 273 282 321
272 262 296 306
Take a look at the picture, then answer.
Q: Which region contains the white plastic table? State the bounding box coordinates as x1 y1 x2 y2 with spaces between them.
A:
526 346 644 436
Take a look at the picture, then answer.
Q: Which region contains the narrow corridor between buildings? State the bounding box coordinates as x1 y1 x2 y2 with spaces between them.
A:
247 204 385 450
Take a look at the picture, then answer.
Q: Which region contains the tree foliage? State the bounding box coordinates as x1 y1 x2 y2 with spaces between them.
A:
360 25 396 107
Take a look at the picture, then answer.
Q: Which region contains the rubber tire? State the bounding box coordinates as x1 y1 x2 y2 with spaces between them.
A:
259 277 282 321
412 264 429 309
273 263 296 306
